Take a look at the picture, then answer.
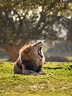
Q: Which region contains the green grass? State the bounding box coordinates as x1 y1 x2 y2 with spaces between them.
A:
0 61 72 96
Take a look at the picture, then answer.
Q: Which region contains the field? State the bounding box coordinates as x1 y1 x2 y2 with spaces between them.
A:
0 61 72 96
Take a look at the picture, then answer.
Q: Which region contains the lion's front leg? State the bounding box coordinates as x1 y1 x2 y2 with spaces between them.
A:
22 64 39 75
38 71 47 75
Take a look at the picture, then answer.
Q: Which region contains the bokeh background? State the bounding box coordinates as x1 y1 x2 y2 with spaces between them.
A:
0 0 72 62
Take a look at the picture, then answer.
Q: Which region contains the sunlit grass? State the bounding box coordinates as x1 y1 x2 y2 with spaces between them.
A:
67 56 72 60
0 61 72 96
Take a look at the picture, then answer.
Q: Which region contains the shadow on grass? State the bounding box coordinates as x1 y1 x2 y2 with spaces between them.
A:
44 66 63 70
44 65 72 70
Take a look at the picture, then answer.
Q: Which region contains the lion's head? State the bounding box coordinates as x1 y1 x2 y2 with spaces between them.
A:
19 42 45 65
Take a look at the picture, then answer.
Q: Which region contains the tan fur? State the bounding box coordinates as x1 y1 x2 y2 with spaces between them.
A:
14 42 46 75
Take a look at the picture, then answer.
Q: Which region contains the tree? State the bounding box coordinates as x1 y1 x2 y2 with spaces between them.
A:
0 0 72 61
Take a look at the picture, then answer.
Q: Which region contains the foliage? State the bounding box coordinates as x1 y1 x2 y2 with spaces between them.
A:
0 0 72 61
0 0 72 46
0 62 72 96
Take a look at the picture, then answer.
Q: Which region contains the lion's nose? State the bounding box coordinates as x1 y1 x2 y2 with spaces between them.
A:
38 42 42 45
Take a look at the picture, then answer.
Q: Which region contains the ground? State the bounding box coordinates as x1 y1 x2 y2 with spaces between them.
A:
0 61 72 96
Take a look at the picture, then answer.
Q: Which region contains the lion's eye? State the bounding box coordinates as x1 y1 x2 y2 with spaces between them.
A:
33 44 37 47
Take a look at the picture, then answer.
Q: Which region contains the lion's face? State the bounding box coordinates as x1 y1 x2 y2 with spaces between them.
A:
20 42 44 62
30 42 43 58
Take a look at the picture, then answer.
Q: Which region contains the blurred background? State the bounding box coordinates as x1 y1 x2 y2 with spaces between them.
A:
0 0 72 62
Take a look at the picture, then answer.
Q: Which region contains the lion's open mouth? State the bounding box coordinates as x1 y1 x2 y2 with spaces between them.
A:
38 47 43 58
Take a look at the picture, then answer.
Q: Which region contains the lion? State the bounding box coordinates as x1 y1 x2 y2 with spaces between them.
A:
14 42 46 75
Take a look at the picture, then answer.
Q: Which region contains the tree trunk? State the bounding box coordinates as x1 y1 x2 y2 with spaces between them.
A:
2 41 29 62
5 45 19 62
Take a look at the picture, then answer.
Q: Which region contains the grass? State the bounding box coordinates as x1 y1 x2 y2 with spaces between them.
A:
67 56 72 60
0 61 72 96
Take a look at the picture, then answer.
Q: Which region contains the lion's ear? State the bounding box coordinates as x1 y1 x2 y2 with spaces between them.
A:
24 46 31 53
